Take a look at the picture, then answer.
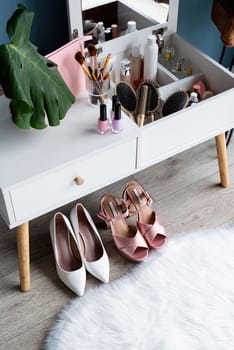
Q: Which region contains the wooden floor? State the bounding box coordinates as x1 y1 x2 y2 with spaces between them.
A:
1 137 234 349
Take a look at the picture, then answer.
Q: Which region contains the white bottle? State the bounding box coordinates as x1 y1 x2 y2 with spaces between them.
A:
190 92 199 103
143 35 158 82
126 21 137 34
188 92 199 107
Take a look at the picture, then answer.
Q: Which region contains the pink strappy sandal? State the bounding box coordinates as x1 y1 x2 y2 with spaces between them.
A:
122 181 167 249
98 194 149 262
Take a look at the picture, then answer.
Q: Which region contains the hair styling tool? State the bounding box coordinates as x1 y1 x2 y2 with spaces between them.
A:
136 84 149 127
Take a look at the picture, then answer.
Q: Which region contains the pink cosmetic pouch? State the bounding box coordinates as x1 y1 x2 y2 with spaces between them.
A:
46 36 92 97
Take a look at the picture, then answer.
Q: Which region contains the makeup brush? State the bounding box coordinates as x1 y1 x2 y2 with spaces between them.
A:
101 53 111 73
87 43 98 77
88 66 97 81
75 51 91 79
103 64 114 81
98 53 111 80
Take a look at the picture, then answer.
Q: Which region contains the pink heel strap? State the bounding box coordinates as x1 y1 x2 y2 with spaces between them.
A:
123 181 153 216
137 212 167 249
97 196 129 226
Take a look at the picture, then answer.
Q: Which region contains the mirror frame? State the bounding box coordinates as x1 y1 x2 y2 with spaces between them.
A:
66 0 179 42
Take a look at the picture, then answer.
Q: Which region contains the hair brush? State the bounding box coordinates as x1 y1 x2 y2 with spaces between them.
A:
116 81 137 122
162 90 189 117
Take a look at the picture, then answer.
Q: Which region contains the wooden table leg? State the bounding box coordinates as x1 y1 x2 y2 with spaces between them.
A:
16 222 30 291
215 133 229 188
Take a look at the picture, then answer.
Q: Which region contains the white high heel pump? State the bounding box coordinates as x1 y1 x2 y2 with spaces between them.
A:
70 203 110 283
50 212 86 296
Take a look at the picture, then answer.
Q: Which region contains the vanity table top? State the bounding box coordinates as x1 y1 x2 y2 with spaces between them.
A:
0 93 139 189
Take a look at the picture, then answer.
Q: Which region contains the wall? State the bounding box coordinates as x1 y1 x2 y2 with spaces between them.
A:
0 1 69 55
177 0 234 69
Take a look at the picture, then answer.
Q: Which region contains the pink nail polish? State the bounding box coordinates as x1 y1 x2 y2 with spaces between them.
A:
98 104 109 134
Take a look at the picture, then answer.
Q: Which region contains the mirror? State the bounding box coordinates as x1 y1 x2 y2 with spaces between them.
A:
67 1 169 43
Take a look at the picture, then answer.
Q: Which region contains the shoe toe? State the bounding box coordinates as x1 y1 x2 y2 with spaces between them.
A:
57 265 86 296
85 252 110 283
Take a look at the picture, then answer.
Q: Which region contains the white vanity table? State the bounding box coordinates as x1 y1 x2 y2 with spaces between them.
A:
0 0 233 292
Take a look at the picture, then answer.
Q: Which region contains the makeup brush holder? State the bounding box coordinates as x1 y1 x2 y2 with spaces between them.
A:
86 77 110 106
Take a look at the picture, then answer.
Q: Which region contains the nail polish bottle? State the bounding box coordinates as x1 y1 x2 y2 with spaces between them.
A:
112 102 123 134
111 95 119 121
98 104 109 134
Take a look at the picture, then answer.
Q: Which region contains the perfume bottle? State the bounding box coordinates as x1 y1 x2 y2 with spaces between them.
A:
120 58 131 83
98 104 109 134
112 102 123 134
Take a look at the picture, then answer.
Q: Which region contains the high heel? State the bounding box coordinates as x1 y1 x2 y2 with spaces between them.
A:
70 203 110 283
122 181 167 249
98 194 149 262
50 212 86 296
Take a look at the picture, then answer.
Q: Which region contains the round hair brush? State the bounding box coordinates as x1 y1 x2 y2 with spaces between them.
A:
116 81 137 122
162 90 189 117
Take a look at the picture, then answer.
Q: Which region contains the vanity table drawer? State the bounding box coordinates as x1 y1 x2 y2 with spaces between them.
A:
139 90 234 168
10 140 136 222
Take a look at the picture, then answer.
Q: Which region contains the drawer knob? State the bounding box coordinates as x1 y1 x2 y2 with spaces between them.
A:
74 176 85 186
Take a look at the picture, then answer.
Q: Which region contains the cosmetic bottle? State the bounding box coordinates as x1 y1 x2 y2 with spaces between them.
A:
97 22 105 43
111 24 118 38
112 102 123 134
98 104 109 134
120 58 131 83
126 21 137 34
130 44 142 85
143 34 158 82
188 91 199 107
105 28 112 41
190 92 199 103
111 95 119 121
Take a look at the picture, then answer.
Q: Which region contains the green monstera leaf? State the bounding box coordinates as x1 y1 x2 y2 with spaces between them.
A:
0 4 75 129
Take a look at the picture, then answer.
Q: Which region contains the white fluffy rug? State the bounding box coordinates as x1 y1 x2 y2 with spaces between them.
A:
44 228 234 350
